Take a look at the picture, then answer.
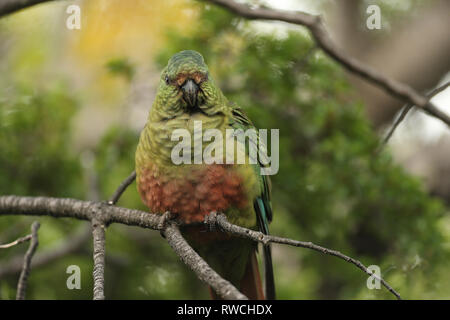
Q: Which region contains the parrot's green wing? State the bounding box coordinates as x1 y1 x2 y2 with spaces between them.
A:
229 104 276 300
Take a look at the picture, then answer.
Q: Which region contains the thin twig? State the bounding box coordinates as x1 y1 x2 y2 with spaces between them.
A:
207 212 402 300
92 219 106 300
164 223 248 300
0 234 32 249
206 0 450 127
16 221 40 300
380 105 414 147
381 81 450 147
0 225 91 278
428 81 450 98
107 171 136 205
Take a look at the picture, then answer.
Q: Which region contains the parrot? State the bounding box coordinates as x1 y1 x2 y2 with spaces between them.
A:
135 50 275 300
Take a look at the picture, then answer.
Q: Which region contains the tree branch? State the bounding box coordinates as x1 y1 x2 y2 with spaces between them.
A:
0 195 162 229
381 81 450 148
206 212 401 300
164 223 248 300
16 221 40 300
107 171 136 205
92 218 106 300
206 0 450 128
0 195 401 299
0 195 244 299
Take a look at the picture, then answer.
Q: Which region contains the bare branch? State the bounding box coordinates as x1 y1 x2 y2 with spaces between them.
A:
16 221 40 300
1 168 134 300
380 105 414 148
0 225 91 278
0 234 32 249
107 171 136 205
164 223 247 300
206 212 401 300
381 81 450 148
0 195 401 299
428 82 450 101
0 195 162 229
92 219 106 300
206 0 450 127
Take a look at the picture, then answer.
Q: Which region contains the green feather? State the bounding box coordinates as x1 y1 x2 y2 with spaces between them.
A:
229 100 276 299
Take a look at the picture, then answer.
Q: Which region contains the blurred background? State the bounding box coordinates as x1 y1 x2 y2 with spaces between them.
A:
0 0 449 299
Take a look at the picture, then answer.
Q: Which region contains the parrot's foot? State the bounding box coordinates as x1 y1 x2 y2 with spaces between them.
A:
158 211 171 238
204 211 217 232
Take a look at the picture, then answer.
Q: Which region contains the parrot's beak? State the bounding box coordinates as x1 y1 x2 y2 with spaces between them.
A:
182 79 199 108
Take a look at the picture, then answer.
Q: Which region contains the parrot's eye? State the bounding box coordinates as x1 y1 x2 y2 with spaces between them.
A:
165 75 170 85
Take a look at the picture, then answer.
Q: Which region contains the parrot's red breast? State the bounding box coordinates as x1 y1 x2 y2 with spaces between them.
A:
137 163 248 224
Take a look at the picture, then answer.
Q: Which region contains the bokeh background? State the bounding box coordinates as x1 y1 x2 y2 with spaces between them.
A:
1 0 450 299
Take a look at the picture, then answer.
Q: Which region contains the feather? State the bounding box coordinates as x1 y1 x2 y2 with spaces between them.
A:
254 197 276 300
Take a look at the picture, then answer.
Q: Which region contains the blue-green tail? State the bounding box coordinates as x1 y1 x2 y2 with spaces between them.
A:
254 197 276 300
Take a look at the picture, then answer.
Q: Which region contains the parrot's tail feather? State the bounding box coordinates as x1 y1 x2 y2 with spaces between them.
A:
240 251 265 300
254 198 276 300
208 251 265 300
262 243 275 299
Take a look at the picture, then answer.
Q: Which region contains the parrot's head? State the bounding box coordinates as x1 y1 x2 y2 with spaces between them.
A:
153 50 226 119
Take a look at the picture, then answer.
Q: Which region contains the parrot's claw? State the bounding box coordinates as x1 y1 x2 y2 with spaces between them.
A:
158 212 171 238
158 211 171 230
204 211 217 231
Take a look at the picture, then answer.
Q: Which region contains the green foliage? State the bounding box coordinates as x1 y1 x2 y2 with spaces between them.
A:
0 82 82 197
0 3 448 300
0 82 89 298
105 58 135 81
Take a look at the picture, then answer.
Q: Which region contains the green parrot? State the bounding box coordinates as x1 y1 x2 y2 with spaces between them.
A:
135 50 275 299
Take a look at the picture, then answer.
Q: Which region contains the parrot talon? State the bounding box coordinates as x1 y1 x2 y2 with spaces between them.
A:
204 211 217 231
158 212 172 239
158 211 172 230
